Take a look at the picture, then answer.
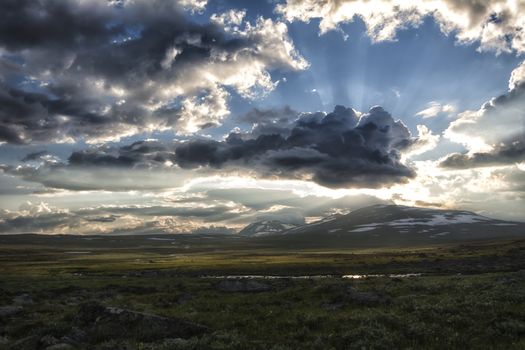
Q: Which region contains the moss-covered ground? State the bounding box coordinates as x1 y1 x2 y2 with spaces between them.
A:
1 236 525 349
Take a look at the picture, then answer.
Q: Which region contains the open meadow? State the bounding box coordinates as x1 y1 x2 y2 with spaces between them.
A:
1 235 525 349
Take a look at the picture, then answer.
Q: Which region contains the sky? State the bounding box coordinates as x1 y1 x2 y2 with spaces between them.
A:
1 0 525 235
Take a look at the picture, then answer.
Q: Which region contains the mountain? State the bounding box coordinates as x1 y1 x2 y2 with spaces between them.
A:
238 220 299 236
248 205 525 247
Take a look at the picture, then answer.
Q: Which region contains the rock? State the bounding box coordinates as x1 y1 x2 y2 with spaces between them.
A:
74 302 106 325
8 335 39 350
177 292 193 305
0 336 9 345
162 338 191 347
0 305 23 318
322 302 345 311
45 344 76 350
346 287 390 305
61 327 87 344
13 294 33 306
103 285 158 295
40 335 59 347
74 302 209 342
216 279 271 293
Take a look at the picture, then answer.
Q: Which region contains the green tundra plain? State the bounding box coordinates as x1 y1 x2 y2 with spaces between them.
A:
1 235 525 349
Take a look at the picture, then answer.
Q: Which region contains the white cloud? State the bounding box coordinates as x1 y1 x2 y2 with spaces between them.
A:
444 60 525 153
0 2 309 142
178 0 208 13
276 0 525 53
415 101 456 118
149 13 309 133
404 125 440 158
176 87 230 134
509 60 525 90
161 47 182 70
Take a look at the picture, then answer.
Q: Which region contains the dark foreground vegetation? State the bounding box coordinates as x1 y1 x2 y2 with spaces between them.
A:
1 235 525 349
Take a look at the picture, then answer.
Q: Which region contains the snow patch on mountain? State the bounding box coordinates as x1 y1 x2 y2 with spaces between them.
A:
239 220 299 236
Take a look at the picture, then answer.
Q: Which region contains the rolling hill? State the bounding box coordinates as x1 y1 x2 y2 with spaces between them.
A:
245 205 525 248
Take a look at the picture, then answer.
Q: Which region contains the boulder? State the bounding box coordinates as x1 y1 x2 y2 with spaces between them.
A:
7 335 39 350
74 302 208 342
44 344 76 350
40 335 59 347
12 294 33 306
0 305 22 318
346 287 390 305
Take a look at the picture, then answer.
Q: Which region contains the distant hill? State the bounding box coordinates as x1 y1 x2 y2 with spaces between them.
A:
238 220 299 237
2 205 523 250
244 205 525 247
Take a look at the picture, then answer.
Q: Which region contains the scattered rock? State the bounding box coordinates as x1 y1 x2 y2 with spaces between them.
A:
74 302 209 342
0 305 23 318
346 287 390 305
8 335 39 350
12 294 33 306
322 302 345 311
104 285 159 295
40 335 59 347
61 327 87 344
177 293 193 305
162 338 191 347
0 336 9 345
216 279 271 293
45 344 76 350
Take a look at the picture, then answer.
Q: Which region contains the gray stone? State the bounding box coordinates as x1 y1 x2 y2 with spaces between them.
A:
8 335 39 350
61 327 87 344
13 294 34 306
45 344 76 350
40 335 59 347
73 302 209 342
0 305 22 318
0 336 9 345
346 286 390 305
216 279 271 293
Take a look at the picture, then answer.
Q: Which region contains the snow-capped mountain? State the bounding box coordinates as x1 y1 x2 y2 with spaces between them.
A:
238 220 299 236
244 205 524 246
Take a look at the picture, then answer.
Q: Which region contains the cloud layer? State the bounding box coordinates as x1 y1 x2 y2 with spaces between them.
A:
277 0 525 53
3 105 434 190
0 1 307 144
441 61 525 168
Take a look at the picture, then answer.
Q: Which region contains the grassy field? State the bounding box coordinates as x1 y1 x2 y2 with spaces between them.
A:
1 235 525 349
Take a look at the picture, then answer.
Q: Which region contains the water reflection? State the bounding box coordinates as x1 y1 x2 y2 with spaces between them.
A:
201 273 422 279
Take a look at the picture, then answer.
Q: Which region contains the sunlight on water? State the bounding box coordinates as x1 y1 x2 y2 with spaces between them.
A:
201 273 422 279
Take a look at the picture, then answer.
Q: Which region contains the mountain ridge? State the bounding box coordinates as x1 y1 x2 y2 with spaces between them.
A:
238 204 524 246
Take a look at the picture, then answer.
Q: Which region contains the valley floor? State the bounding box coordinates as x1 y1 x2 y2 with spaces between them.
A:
1 237 525 349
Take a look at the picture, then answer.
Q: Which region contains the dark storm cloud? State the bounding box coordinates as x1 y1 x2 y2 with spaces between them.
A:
0 0 118 51
68 140 174 168
59 105 417 188
0 0 305 143
0 0 195 143
440 139 525 169
177 105 415 188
